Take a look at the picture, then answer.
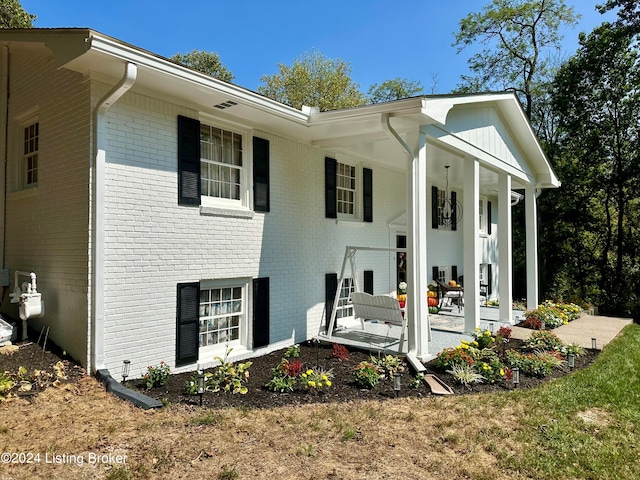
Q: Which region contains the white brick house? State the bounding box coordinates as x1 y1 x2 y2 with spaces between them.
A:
0 29 558 377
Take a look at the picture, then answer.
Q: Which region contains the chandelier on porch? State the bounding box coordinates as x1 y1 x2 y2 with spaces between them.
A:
441 166 463 227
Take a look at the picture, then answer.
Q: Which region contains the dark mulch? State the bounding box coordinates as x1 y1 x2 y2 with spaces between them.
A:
1 329 598 408
132 337 599 409
0 335 87 399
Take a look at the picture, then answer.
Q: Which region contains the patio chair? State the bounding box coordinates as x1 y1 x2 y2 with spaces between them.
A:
435 279 464 312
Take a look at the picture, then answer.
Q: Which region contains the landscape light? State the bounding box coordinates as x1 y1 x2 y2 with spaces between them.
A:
540 321 546 330
121 360 131 383
393 372 402 397
591 338 597 350
568 353 575 369
512 367 520 387
197 370 205 406
489 322 494 334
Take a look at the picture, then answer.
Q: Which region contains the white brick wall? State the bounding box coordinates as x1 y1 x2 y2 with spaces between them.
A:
1 51 500 378
99 91 412 376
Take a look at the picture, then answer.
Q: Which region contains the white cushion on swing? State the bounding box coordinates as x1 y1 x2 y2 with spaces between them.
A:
351 292 404 326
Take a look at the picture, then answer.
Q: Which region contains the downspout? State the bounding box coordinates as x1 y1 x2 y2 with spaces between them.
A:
1 46 9 289
89 62 137 373
381 113 429 372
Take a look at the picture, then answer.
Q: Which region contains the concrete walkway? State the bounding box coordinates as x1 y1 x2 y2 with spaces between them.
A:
509 314 633 350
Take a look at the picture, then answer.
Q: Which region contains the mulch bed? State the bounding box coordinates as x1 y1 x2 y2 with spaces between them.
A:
1 332 598 409
133 338 598 409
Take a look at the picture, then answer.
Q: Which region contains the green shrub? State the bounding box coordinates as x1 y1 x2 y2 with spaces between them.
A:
353 361 380 388
524 330 564 351
143 361 170 389
370 354 404 379
447 363 485 386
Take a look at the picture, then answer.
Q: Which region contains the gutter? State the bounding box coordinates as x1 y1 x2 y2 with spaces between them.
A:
89 62 137 374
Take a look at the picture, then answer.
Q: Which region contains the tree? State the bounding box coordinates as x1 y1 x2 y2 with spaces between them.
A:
545 22 640 314
367 78 423 103
258 50 366 111
0 0 35 28
597 0 640 31
453 0 578 119
169 50 234 83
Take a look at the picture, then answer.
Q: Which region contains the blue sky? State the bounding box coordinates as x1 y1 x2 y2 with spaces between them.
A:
21 0 616 94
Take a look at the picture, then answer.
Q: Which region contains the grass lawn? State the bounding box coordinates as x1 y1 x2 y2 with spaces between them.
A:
1 324 639 480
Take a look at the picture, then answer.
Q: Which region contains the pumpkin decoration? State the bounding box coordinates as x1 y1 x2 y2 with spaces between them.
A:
427 290 438 298
428 297 438 307
397 294 407 302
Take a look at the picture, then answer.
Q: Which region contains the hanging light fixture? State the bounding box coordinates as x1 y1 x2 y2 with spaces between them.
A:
440 166 463 227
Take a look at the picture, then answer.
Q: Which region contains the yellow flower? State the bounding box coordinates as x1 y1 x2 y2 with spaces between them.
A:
322 375 328 381
301 373 307 378
500 369 505 376
308 381 316 387
306 369 313 376
326 381 332 387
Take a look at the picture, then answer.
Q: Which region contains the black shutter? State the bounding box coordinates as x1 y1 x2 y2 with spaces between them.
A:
177 115 201 205
325 157 337 218
363 167 373 222
252 277 270 348
487 264 493 295
253 137 270 212
451 265 458 284
364 270 374 294
432 266 439 281
451 191 457 231
325 273 338 330
487 201 492 234
431 186 439 229
176 282 199 367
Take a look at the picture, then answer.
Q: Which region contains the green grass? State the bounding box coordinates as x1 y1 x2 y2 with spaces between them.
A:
503 324 640 479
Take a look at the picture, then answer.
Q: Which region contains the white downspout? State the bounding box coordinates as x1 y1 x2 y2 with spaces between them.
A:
89 62 137 373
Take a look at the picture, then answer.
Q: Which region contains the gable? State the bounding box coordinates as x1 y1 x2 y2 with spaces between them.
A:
443 104 534 180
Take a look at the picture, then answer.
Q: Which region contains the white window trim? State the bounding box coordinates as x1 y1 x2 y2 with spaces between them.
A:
13 110 40 192
198 277 250 358
336 159 361 221
438 266 451 284
336 277 355 320
198 117 253 211
479 196 488 235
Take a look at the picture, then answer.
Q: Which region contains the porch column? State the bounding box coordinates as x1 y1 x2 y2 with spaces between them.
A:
525 184 539 310
463 158 480 332
406 132 430 359
498 173 513 323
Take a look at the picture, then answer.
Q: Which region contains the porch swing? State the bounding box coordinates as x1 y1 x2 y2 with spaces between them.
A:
325 246 409 353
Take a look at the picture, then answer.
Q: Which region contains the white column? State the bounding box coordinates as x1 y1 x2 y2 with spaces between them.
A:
463 158 480 332
525 184 539 310
406 133 429 358
498 173 513 324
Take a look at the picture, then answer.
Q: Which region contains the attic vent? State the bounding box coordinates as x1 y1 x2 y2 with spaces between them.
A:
213 100 238 110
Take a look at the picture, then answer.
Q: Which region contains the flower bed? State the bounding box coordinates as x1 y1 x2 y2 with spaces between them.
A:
521 301 583 329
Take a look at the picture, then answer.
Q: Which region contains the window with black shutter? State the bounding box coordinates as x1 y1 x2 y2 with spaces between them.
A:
176 282 200 366
253 137 270 212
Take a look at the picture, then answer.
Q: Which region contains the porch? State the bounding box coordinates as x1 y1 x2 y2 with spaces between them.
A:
317 305 524 359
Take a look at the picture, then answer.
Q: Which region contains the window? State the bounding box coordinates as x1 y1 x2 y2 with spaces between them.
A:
200 124 243 202
479 197 487 234
336 161 356 216
22 121 39 188
431 186 457 231
199 284 244 348
437 188 448 227
438 266 449 284
336 277 354 320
